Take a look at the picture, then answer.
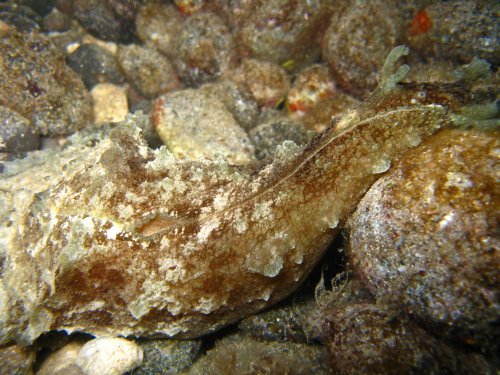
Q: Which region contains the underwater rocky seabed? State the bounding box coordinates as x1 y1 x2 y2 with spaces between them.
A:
0 0 498 374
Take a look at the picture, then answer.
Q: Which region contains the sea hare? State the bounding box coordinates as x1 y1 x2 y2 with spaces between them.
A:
0 47 468 345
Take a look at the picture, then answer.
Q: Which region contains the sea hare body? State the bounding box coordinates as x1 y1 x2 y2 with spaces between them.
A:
0 62 466 345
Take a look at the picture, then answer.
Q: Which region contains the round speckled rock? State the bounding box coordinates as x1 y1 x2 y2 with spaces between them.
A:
66 43 124 89
324 303 491 375
0 26 92 136
171 12 237 86
0 3 41 32
299 93 360 133
188 334 329 375
249 117 310 160
73 0 138 42
286 64 335 116
135 2 183 57
199 80 260 131
134 339 201 375
0 106 40 153
230 58 290 108
322 0 400 98
117 44 181 99
153 89 255 164
11 0 56 16
407 1 500 65
237 0 329 70
346 129 500 355
76 337 143 375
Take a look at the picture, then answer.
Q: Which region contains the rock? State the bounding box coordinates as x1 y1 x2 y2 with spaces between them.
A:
0 26 92 136
322 0 400 98
0 2 41 32
324 303 491 375
117 44 181 99
201 0 256 30
0 51 472 345
298 93 360 133
230 59 290 108
199 80 260 131
91 83 128 124
76 337 143 375
249 117 310 160
135 2 183 58
134 339 201 375
37 340 86 375
153 88 255 164
0 343 34 375
286 64 335 116
171 13 237 86
237 0 330 70
66 43 124 89
0 106 40 153
238 297 316 343
187 334 329 375
407 1 500 65
12 0 56 16
72 0 138 43
346 129 500 355
42 7 72 32
173 0 204 16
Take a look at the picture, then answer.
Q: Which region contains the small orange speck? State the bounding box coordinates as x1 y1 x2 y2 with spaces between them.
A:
409 10 432 36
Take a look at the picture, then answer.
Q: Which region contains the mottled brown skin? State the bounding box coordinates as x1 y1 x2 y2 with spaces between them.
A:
0 79 465 346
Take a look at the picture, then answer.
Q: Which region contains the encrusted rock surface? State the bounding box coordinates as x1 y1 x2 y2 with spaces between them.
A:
0 49 467 346
0 25 92 136
346 128 500 355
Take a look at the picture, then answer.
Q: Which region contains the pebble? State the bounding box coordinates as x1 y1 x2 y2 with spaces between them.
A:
0 343 34 375
249 116 310 160
76 337 143 375
72 0 138 42
0 2 41 32
173 0 204 16
37 340 86 375
298 93 360 133
0 106 40 153
202 0 256 30
153 89 255 164
407 1 500 65
187 334 329 375
346 129 500 356
14 0 56 16
324 303 491 375
286 64 336 116
133 339 201 375
172 12 237 87
117 44 181 99
135 2 183 58
230 58 290 108
237 0 329 70
238 297 316 343
66 43 124 89
322 0 399 98
91 83 129 124
0 26 92 136
42 7 72 32
199 80 260 131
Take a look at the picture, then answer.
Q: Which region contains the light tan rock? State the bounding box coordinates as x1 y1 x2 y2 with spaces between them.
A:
76 337 143 375
91 83 128 125
37 341 85 375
